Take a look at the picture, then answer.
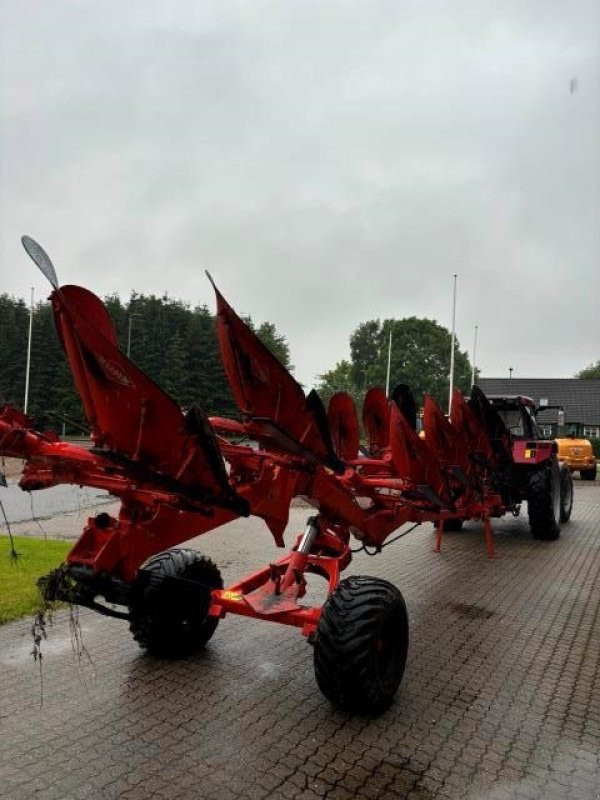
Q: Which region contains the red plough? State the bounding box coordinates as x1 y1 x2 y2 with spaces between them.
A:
0 237 572 715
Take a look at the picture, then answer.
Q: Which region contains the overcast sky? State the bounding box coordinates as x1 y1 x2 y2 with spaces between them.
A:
1 1 599 390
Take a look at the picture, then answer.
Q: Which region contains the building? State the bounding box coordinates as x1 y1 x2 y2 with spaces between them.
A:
477 378 600 439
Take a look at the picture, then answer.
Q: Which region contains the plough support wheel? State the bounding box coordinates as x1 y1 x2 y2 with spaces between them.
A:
314 576 408 715
129 548 223 658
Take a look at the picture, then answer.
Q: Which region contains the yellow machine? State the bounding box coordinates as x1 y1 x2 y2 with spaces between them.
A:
555 437 597 480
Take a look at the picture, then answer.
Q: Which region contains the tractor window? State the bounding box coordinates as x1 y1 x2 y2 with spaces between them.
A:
495 405 539 439
524 406 542 439
497 408 524 436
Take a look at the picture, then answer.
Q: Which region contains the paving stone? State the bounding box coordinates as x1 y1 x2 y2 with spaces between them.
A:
1 487 599 798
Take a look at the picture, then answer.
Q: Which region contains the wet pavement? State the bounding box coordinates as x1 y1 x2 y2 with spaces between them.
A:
0 482 113 524
1 482 599 799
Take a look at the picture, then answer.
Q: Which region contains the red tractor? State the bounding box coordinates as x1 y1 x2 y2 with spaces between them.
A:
475 394 574 540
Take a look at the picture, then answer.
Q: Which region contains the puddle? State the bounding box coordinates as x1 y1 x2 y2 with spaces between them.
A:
0 625 92 666
447 602 494 619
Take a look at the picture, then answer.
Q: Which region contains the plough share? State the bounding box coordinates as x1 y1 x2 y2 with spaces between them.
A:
0 237 572 714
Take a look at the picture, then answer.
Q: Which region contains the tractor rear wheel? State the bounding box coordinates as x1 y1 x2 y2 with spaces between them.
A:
314 576 408 715
580 467 597 481
559 465 574 523
129 548 222 658
527 461 561 541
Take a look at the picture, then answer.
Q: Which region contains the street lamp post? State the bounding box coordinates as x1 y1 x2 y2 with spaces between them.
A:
471 325 478 388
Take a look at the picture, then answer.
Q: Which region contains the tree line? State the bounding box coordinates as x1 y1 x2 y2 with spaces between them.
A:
576 360 600 379
3 289 594 436
317 324 598 411
1 292 472 435
316 316 475 411
0 293 291 433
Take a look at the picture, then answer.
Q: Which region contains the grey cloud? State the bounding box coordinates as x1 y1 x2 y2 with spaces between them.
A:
1 1 598 388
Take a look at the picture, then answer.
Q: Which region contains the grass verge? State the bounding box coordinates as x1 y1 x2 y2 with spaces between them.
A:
0 535 70 624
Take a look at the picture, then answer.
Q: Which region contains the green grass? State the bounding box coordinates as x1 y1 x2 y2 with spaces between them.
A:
0 535 70 624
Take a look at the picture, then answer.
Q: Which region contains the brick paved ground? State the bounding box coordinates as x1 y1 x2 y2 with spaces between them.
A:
1 483 599 800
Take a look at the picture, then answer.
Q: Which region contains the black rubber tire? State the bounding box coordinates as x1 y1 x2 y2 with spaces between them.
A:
559 465 574 523
314 576 408 715
129 548 222 658
527 461 561 541
580 467 597 481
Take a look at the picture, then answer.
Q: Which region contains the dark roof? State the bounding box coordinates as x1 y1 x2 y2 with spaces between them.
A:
477 378 600 426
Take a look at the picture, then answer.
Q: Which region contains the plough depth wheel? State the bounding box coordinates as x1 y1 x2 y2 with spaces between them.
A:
129 548 223 658
314 576 409 715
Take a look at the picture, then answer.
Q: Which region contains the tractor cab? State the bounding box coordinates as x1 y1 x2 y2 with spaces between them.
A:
487 395 542 440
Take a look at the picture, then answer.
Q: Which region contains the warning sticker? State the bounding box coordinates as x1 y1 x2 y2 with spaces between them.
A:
221 591 243 601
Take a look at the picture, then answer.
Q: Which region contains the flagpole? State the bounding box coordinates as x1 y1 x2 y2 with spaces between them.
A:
448 274 457 415
24 287 34 414
471 324 478 387
385 328 393 397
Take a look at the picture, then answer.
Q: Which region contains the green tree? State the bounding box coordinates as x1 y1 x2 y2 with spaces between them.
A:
0 294 29 408
103 294 128 347
318 316 473 410
350 320 381 389
0 291 294 428
576 360 600 379
381 317 472 407
316 360 358 407
242 317 293 371
29 302 83 429
160 331 188 400
255 321 293 371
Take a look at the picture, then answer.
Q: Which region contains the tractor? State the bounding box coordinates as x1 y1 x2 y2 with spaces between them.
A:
481 394 574 540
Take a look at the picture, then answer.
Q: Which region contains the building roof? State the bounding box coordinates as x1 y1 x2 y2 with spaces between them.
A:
477 378 600 426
